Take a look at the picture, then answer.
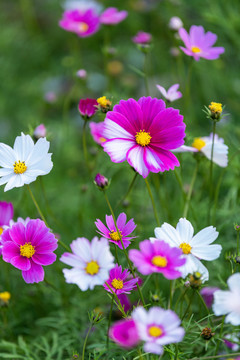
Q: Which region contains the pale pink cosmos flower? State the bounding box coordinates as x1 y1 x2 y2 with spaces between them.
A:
95 213 136 249
103 96 185 178
89 121 106 145
34 124 47 139
169 17 183 31
109 318 140 348
100 8 128 25
0 201 14 255
179 25 225 61
132 31 152 45
156 84 182 102
76 69 87 79
59 9 100 37
129 240 186 280
103 264 138 295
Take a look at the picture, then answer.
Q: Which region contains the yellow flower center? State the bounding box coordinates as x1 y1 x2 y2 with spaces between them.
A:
208 102 223 114
0 227 4 236
192 138 206 151
148 326 163 337
135 130 152 147
0 291 11 303
78 22 89 33
13 160 27 174
151 255 168 267
191 46 201 53
85 260 99 275
111 278 124 289
97 96 111 107
179 242 192 254
109 230 122 241
20 242 35 258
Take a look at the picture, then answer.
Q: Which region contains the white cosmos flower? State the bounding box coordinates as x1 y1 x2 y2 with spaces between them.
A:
150 218 222 281
213 273 240 325
60 237 115 291
173 133 228 167
0 133 53 192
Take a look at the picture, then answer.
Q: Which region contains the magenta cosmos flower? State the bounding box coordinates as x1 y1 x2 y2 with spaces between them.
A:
100 8 128 25
129 240 186 280
1 219 58 283
59 9 100 37
89 121 106 145
95 212 136 249
132 31 152 45
103 97 185 178
78 98 98 119
179 25 225 61
109 318 140 348
104 264 138 295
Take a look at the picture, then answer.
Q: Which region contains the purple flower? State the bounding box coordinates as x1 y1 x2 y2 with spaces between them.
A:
89 121 106 145
1 219 58 283
103 96 185 178
104 264 138 295
34 124 47 139
78 98 98 119
76 69 87 79
59 9 100 37
179 25 225 61
109 318 140 348
156 84 182 102
100 8 128 25
94 173 109 189
132 31 152 45
95 213 136 249
223 334 239 351
0 202 14 232
200 287 219 308
129 240 186 280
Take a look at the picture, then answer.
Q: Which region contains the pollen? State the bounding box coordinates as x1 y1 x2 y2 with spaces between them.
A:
109 230 122 241
85 260 99 275
179 242 192 255
78 22 89 33
152 255 168 267
111 278 124 289
192 138 206 151
97 96 111 107
191 46 201 53
135 130 152 147
99 137 106 143
13 160 27 174
208 102 223 114
148 326 163 338
20 242 35 258
0 227 3 236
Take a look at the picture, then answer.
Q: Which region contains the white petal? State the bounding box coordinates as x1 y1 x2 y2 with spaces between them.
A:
154 223 182 247
27 154 53 175
0 143 17 167
0 174 13 187
225 311 240 325
201 141 228 167
144 342 163 355
213 290 233 315
63 268 89 291
126 146 149 178
13 133 34 160
70 238 91 263
104 119 134 140
227 273 240 293
156 85 168 99
191 226 219 247
60 253 85 268
180 254 209 281
4 174 24 192
0 168 14 176
26 137 51 166
172 145 198 153
176 218 194 244
191 244 222 260
103 139 135 162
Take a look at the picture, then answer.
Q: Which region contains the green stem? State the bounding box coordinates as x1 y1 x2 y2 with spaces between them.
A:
115 172 138 209
82 120 89 169
237 231 239 255
144 178 160 226
181 291 195 321
174 344 179 360
196 290 213 327
103 191 145 306
105 282 127 316
82 323 93 360
183 161 199 218
168 280 175 309
188 352 240 360
184 58 194 111
214 315 225 356
106 294 114 348
208 121 217 223
144 53 149 96
174 287 188 312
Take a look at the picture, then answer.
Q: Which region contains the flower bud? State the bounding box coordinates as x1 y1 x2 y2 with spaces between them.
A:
94 173 109 190
208 102 223 121
97 96 112 113
0 291 11 306
201 327 215 340
33 124 47 139
189 271 202 289
78 98 98 120
169 17 183 31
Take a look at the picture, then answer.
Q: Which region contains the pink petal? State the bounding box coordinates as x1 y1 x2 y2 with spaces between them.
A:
0 201 14 226
150 146 180 171
189 25 205 45
137 97 165 130
178 28 191 49
2 241 19 262
126 145 149 178
116 213 127 229
32 252 57 265
9 223 26 246
11 255 31 271
113 99 143 130
22 262 44 283
95 219 109 237
106 215 115 231
106 111 137 135
122 219 136 236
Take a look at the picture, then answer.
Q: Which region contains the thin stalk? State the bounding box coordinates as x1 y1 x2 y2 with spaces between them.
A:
214 315 225 356
82 120 89 169
183 161 199 218
144 178 160 226
115 172 138 209
237 230 239 255
168 280 175 309
144 53 149 96
181 291 195 321
174 287 188 312
174 344 178 360
82 323 93 360
105 282 127 316
188 353 240 360
196 290 213 327
106 295 114 348
208 121 217 223
184 58 194 111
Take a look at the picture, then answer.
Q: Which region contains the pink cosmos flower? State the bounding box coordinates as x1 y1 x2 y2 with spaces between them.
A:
0 201 14 255
132 306 185 355
103 264 138 295
200 287 219 308
59 9 100 37
169 17 183 31
100 8 128 25
95 212 136 249
109 318 140 348
76 69 87 79
156 84 182 102
102 97 185 178
34 124 47 139
129 240 186 280
89 121 106 145
1 219 58 283
179 25 225 61
78 98 98 119
132 31 152 45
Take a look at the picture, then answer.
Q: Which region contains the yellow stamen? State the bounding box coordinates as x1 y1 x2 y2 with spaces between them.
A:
179 242 192 255
97 96 111 107
208 102 222 114
152 255 167 267
191 46 201 53
148 326 163 337
85 260 99 275
0 291 11 303
0 227 4 236
111 278 124 289
13 160 27 174
20 242 35 258
78 22 89 33
192 138 206 151
99 137 106 143
109 230 122 241
135 130 152 147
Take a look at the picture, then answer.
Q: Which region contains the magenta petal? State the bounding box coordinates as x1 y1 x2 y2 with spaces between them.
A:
32 253 57 266
178 28 191 49
25 219 48 245
106 111 136 135
106 215 115 231
0 201 14 226
11 255 31 271
139 240 154 257
126 145 149 178
116 213 127 229
2 241 19 262
129 249 152 275
9 223 26 245
113 99 143 130
95 219 109 237
137 97 165 131
122 219 136 236
151 147 180 171
22 262 44 283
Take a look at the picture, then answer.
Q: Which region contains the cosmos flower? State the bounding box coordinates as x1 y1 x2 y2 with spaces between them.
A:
44 91 57 103
78 98 98 119
95 213 136 249
100 8 128 25
89 121 106 145
223 333 239 351
103 264 138 295
169 17 183 31
0 201 14 235
200 287 219 308
59 9 100 37
132 306 185 355
129 240 186 280
76 69 87 79
94 173 109 190
151 218 222 281
103 96 185 178
109 318 140 348
0 133 53 192
178 25 225 61
33 124 47 139
213 273 240 325
60 237 114 291
1 219 58 283
173 133 228 167
156 84 182 102
132 31 152 45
